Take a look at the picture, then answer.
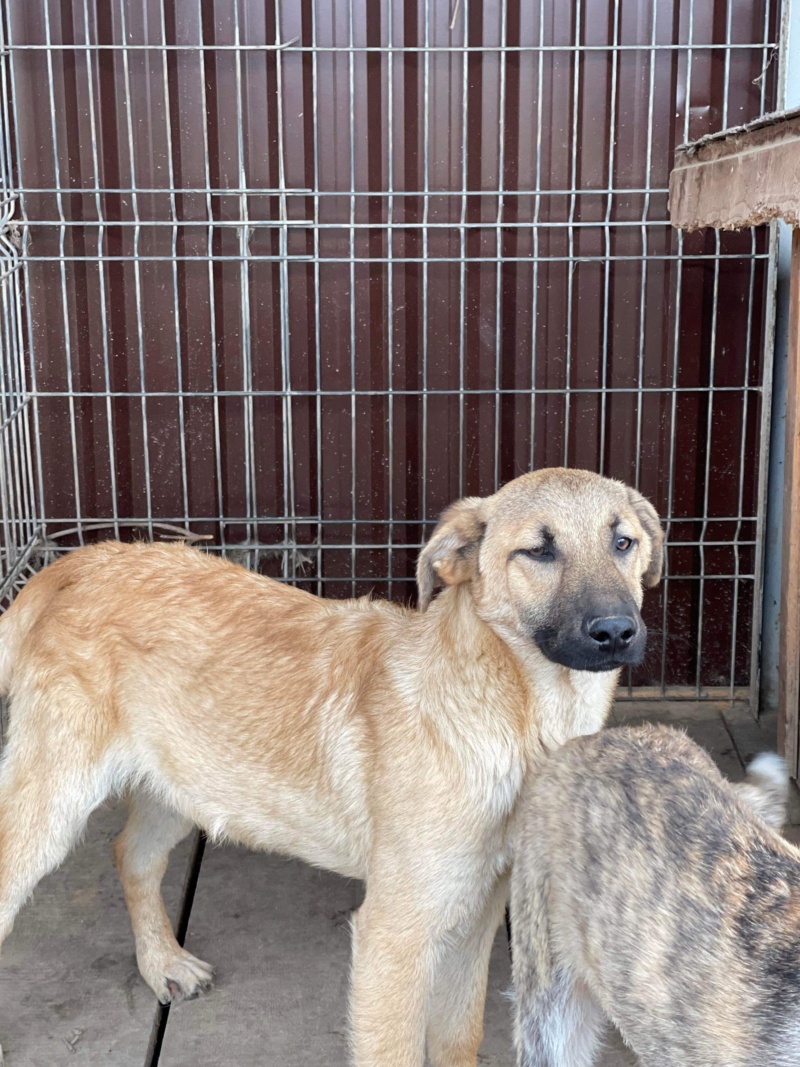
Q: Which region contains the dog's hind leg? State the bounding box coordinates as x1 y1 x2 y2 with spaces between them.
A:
115 791 213 1003
0 699 117 951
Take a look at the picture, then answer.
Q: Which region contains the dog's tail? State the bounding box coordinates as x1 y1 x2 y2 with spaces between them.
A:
0 567 51 697
0 611 21 697
735 752 789 832
509 819 562 1066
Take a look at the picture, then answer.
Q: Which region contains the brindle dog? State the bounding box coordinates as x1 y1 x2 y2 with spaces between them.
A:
511 724 798 1067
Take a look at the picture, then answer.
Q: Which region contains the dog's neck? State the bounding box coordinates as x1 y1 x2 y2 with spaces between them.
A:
517 645 619 750
426 584 618 753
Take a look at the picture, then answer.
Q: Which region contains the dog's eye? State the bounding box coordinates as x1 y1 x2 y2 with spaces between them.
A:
520 545 551 561
615 536 634 553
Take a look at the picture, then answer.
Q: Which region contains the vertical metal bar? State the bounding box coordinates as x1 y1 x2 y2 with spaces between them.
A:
626 0 659 699
684 0 696 151
348 0 356 595
158 0 190 526
730 227 757 700
5 8 46 558
421 0 430 519
0 261 15 567
635 1 659 492
3 280 27 560
722 0 733 130
458 0 469 497
751 221 780 712
0 12 23 572
273 3 296 579
5 285 26 554
659 232 682 700
493 0 507 491
661 0 696 698
387 3 395 596
599 0 621 476
742 0 781 710
759 0 772 116
43 1 84 542
197 0 226 551
751 0 783 714
311 1 323 596
82 0 119 540
563 0 582 466
16 257 36 556
232 0 256 554
0 17 15 573
0 252 20 557
529 0 544 473
694 230 721 696
0 378 13 582
118 0 154 540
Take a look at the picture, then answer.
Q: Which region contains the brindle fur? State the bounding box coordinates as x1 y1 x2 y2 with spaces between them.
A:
510 724 800 1067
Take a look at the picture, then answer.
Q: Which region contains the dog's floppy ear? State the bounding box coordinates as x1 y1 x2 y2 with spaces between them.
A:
416 497 487 612
627 487 664 589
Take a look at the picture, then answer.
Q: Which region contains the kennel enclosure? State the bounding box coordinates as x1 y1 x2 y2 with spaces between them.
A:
0 0 784 708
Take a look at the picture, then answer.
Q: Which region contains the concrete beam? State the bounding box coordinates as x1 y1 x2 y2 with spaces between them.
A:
669 111 800 231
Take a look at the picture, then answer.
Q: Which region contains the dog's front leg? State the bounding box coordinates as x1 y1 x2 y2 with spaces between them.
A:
426 876 509 1067
349 892 434 1067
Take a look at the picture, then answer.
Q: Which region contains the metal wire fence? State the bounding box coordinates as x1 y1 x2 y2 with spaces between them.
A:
0 0 782 705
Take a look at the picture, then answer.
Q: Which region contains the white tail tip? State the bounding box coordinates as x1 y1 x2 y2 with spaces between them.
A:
747 751 788 789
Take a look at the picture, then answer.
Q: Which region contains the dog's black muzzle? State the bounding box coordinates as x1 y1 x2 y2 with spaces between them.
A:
533 599 647 672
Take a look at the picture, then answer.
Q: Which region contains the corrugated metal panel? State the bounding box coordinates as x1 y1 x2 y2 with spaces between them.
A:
0 0 781 698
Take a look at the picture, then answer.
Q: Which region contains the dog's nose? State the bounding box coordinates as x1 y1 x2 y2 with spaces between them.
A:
587 615 638 652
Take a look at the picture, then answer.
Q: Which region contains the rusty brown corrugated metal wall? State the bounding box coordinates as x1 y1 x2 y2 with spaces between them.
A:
1 0 780 695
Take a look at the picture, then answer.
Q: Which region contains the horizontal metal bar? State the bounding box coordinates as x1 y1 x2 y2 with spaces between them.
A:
615 685 751 702
33 516 758 527
31 537 757 551
28 385 764 398
15 187 670 197
5 43 775 53
20 218 689 230
19 253 769 265
22 549 756 583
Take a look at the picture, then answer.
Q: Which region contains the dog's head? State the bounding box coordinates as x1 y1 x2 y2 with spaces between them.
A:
417 468 663 673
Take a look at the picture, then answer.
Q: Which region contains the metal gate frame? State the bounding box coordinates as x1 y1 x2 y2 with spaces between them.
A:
0 0 784 711
0 9 39 611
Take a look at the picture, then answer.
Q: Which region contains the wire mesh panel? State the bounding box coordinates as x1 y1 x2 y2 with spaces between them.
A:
0 12 37 613
0 0 781 702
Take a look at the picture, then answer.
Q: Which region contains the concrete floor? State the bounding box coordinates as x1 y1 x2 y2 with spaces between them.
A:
1 701 797 1066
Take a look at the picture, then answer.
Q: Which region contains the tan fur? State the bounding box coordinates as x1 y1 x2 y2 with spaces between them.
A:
0 468 661 1066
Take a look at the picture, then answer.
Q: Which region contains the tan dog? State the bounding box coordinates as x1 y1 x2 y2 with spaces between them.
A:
511 725 798 1067
0 468 662 1066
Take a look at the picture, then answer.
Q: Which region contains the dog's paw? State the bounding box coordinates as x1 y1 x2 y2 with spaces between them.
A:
140 947 214 1004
